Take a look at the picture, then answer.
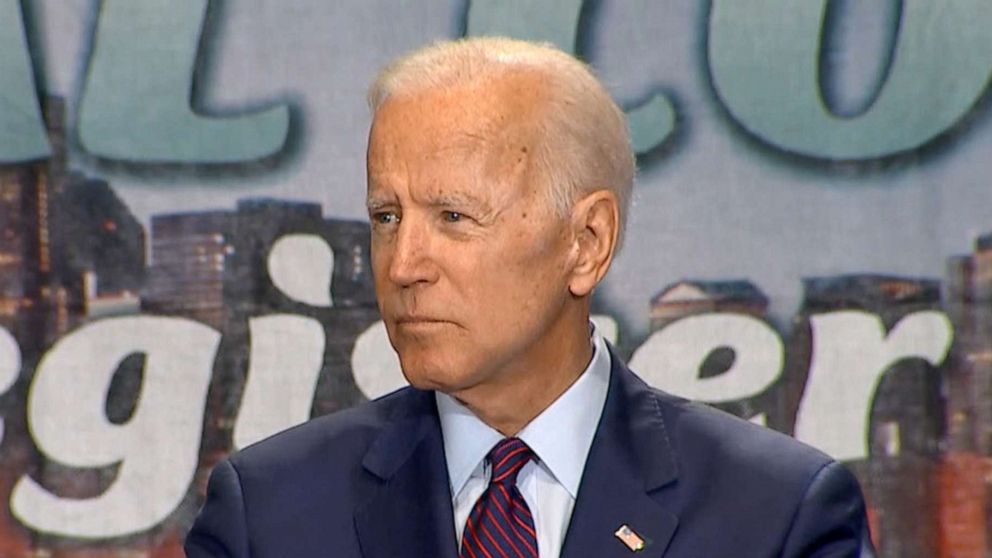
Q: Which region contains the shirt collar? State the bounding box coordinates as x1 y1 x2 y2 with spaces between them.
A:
436 324 612 499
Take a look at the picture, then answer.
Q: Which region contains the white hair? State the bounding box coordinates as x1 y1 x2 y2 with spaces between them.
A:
368 36 635 248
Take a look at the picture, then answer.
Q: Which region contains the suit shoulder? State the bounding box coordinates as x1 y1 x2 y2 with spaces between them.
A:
614 370 870 553
649 387 834 483
229 386 424 474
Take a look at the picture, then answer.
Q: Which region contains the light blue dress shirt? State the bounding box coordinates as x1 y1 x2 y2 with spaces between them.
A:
435 326 612 557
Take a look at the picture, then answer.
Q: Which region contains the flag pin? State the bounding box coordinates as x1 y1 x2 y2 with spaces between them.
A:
614 524 646 552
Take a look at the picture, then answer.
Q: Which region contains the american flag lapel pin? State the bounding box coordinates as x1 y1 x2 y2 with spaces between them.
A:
614 524 646 552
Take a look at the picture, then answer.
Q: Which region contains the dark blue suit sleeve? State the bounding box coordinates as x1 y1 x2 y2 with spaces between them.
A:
780 461 876 558
185 460 251 558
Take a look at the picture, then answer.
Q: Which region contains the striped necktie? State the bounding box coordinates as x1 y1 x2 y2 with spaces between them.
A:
460 437 539 558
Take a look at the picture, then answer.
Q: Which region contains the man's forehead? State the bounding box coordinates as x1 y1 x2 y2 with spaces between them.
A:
365 127 492 181
372 71 547 139
372 105 508 151
369 99 537 177
366 187 492 208
366 72 546 208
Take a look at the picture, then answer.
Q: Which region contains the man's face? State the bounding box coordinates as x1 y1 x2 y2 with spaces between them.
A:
366 74 576 396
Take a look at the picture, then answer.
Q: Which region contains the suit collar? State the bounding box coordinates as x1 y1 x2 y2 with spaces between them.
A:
360 388 438 479
605 344 679 492
561 345 680 557
355 388 459 558
354 346 681 558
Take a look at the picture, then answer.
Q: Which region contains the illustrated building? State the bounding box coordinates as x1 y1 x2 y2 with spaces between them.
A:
0 165 43 328
0 98 66 345
793 274 944 558
0 97 144 344
49 172 145 314
0 96 148 555
144 210 236 329
215 199 379 419
945 235 992 453
144 198 376 327
941 234 992 558
145 198 380 466
649 279 769 331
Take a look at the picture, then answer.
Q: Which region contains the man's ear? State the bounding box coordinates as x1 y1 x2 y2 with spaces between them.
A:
567 189 620 297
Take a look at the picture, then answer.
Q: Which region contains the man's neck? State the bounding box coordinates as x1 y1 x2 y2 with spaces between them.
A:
449 315 594 436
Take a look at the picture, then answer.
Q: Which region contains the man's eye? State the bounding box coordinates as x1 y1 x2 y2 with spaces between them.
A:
442 211 463 223
374 212 399 225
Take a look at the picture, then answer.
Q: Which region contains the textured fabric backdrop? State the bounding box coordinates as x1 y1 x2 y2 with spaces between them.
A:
0 1 989 556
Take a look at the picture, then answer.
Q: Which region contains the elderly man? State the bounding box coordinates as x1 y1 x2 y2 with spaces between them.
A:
185 37 873 557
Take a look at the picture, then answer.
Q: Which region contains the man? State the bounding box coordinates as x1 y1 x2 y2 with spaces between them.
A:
186 37 873 557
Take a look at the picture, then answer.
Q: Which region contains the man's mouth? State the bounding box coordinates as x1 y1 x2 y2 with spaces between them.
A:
394 315 455 328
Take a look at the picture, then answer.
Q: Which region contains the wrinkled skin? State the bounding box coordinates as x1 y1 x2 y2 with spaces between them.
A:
366 71 618 434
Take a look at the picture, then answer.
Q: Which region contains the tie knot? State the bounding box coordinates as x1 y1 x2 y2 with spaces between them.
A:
488 437 533 486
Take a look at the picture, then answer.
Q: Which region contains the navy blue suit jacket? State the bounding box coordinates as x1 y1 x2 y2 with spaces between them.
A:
185 353 874 557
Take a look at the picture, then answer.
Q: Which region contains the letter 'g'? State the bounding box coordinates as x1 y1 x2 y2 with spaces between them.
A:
10 317 219 538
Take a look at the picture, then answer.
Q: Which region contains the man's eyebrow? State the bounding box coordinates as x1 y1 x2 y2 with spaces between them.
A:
365 197 395 211
425 192 490 210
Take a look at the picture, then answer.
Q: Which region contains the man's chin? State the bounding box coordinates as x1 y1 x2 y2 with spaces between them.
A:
398 361 474 394
402 374 446 392
395 352 435 382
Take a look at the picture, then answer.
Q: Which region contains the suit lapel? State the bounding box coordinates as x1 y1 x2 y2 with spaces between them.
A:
354 389 459 558
561 351 680 557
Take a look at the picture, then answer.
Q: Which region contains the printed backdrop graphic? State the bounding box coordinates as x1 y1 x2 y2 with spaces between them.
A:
0 0 991 556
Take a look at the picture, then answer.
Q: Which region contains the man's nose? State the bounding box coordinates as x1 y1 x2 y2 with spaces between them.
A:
387 217 439 287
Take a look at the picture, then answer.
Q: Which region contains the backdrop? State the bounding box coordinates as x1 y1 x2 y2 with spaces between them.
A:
1 1 990 556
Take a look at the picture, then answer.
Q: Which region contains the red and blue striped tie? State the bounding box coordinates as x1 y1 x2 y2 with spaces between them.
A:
460 437 539 558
